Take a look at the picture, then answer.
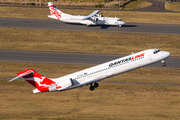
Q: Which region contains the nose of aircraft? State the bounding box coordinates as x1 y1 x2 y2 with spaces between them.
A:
163 51 171 59
121 21 125 25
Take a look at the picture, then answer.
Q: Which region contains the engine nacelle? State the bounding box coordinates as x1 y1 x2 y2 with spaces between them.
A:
96 14 103 17
49 78 72 92
93 17 98 21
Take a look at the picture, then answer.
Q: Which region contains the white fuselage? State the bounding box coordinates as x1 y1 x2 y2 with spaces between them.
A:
65 15 125 26
48 4 125 26
48 14 125 26
52 49 170 91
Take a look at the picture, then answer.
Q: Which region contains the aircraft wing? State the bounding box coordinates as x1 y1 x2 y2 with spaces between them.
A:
68 75 109 90
82 10 100 20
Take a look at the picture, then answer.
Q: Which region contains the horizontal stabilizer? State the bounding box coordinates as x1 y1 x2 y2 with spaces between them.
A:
9 70 33 82
48 15 58 20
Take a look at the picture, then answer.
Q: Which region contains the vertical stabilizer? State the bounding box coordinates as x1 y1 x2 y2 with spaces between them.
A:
10 69 57 93
48 2 63 20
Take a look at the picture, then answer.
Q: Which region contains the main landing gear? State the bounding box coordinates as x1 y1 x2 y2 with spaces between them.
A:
161 60 166 67
89 83 99 91
87 24 92 27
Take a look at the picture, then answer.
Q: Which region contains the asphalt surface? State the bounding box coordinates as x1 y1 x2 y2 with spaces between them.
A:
0 18 180 35
0 50 179 69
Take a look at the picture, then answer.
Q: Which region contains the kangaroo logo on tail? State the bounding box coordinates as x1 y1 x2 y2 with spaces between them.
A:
48 2 62 20
9 68 73 93
10 69 62 93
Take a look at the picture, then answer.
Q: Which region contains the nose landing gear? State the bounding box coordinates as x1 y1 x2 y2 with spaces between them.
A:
117 25 121 27
161 60 166 67
89 83 99 91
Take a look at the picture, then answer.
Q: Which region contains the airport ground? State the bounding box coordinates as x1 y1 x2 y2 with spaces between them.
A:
0 3 180 120
0 5 180 24
1 62 180 120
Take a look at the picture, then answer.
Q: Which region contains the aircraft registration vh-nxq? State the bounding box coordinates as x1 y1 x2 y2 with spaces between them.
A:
47 2 125 27
9 49 171 93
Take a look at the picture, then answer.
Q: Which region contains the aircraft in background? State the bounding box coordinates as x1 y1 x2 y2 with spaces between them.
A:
9 49 170 93
47 2 125 27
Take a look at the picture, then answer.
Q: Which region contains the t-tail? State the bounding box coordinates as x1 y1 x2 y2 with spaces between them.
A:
47 2 64 20
9 69 72 93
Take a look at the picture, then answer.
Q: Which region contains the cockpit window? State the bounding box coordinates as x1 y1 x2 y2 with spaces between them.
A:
153 49 161 54
117 19 122 21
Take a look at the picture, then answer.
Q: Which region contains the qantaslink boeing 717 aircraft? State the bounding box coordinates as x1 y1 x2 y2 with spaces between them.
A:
47 2 125 27
9 49 170 93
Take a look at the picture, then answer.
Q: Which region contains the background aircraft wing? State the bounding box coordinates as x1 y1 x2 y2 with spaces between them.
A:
82 10 100 20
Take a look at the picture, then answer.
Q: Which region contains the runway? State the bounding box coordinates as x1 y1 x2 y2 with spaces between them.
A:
0 50 179 69
0 18 180 35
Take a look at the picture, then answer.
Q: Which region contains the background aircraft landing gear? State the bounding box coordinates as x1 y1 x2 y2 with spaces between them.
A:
118 25 121 27
161 60 166 66
87 24 92 27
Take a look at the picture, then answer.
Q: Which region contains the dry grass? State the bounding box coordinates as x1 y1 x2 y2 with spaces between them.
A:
0 6 49 19
108 68 180 84
1 62 180 84
0 62 180 120
1 80 180 120
123 0 152 10
0 4 180 119
0 6 180 24
0 28 180 56
165 2 180 12
62 0 105 3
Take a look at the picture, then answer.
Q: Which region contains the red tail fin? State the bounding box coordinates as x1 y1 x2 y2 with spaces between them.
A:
11 69 56 93
17 69 55 87
10 69 72 93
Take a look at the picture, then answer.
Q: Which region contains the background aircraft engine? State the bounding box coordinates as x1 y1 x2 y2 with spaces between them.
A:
98 14 102 17
49 79 72 92
93 17 98 21
96 14 103 17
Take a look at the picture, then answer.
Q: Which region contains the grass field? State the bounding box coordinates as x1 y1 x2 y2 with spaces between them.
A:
62 0 105 3
0 6 180 24
1 80 180 120
1 62 180 84
0 28 180 56
1 3 180 119
123 0 151 10
1 62 180 120
165 2 180 12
